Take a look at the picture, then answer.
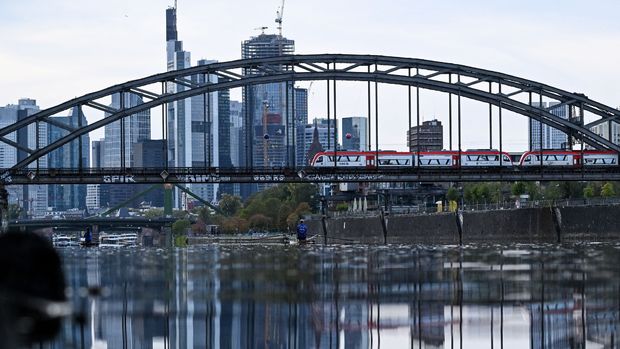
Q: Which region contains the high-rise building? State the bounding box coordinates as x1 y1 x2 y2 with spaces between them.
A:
229 101 244 197
341 116 368 151
294 88 308 167
529 102 569 150
166 4 192 168
303 118 337 164
47 106 90 210
242 32 295 193
0 99 47 217
100 93 150 208
91 139 104 168
589 121 620 146
166 6 231 205
133 140 165 207
407 119 443 152
86 184 100 211
229 101 243 167
103 93 151 167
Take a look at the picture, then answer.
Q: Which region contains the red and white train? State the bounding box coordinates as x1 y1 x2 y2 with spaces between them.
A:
310 150 618 168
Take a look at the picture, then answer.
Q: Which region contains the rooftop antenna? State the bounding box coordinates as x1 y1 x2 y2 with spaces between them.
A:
275 0 286 37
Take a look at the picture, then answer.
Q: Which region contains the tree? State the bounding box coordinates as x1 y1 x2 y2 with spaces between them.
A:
543 184 562 200
446 187 459 202
248 214 272 230
144 208 164 218
8 204 21 220
525 182 541 200
220 217 249 234
219 194 242 216
511 182 526 197
583 184 596 198
171 219 191 235
601 182 616 197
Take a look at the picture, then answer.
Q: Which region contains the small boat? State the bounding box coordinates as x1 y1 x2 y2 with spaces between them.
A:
289 234 318 245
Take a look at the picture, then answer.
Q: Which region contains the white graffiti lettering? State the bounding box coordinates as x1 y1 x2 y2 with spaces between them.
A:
103 175 136 183
253 175 285 182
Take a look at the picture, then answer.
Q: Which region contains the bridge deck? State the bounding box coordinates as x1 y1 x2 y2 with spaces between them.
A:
1 167 619 184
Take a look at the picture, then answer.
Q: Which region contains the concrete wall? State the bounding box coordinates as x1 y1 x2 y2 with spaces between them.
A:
307 205 620 244
559 206 620 242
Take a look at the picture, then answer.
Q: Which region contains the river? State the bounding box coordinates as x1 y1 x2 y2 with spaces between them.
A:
43 242 620 348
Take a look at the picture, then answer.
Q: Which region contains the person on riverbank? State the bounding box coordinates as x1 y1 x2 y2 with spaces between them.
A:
83 227 92 244
296 219 308 242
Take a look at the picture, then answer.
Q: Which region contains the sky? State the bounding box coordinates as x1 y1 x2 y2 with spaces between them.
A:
0 0 619 151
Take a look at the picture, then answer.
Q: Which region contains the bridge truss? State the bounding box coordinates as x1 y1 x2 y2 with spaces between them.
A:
1 54 619 184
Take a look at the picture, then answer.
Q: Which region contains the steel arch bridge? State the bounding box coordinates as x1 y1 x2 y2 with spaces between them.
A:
2 53 620 185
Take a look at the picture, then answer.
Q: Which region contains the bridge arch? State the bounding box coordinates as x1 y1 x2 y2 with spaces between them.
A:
2 54 619 170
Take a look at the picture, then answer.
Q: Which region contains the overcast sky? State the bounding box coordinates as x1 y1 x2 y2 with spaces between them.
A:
1 0 619 151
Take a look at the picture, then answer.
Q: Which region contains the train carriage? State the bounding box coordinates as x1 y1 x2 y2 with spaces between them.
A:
519 150 618 167
311 149 618 169
460 150 513 167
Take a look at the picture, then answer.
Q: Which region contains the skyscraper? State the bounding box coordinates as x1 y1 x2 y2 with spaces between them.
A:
103 93 151 168
229 100 243 168
165 6 232 205
0 99 47 217
166 4 192 171
341 116 368 151
101 93 150 208
529 102 569 150
47 106 90 210
241 32 295 193
294 88 308 167
133 140 165 207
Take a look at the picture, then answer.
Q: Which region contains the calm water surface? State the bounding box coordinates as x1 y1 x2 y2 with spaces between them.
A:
46 242 620 348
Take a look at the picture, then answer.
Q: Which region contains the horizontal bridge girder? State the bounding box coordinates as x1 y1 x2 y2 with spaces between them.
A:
2 167 620 184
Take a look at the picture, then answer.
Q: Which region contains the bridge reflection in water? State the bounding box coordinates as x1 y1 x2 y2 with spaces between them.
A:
45 243 619 348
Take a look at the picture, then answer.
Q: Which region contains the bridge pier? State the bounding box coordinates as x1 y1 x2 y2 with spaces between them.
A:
164 184 173 217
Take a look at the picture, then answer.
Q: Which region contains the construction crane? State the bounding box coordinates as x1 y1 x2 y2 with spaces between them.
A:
254 26 268 35
275 0 286 37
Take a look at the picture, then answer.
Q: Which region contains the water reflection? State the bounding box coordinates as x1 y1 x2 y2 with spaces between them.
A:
40 243 620 348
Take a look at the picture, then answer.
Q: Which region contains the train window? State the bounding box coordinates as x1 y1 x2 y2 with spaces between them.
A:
316 156 323 163
503 155 510 162
524 155 531 162
328 156 334 162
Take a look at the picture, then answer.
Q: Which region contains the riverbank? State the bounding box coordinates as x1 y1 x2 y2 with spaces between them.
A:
306 204 620 244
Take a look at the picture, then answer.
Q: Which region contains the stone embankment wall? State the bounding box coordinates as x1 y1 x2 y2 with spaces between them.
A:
306 205 620 244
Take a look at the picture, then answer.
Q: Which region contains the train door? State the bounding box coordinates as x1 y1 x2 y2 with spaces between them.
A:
366 155 375 168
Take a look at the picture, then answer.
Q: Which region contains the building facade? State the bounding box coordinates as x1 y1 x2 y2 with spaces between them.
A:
294 88 308 167
47 106 90 210
589 122 620 146
341 116 368 151
133 140 166 207
407 119 443 152
303 118 337 165
0 99 48 217
99 93 150 208
529 102 570 150
166 6 231 205
241 33 295 194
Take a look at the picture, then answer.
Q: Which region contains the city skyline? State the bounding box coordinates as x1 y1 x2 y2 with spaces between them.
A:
0 0 619 152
